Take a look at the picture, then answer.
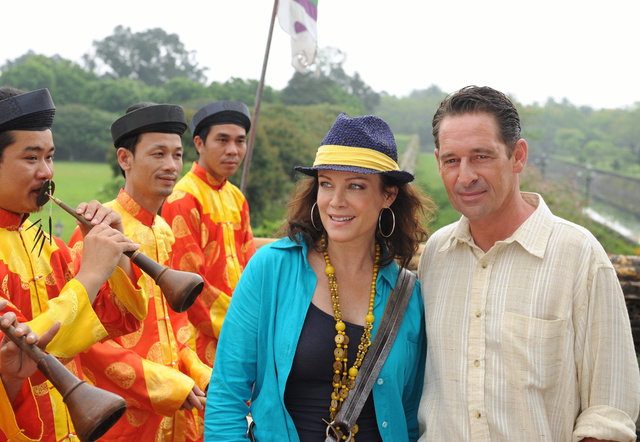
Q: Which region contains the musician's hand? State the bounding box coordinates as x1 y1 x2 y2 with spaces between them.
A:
75 224 139 302
1 302 60 403
0 318 60 378
180 384 205 411
75 200 126 234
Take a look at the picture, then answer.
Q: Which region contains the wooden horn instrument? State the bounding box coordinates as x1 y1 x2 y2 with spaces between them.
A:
37 181 204 313
0 319 126 442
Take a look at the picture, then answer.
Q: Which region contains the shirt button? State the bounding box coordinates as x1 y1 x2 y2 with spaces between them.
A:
381 421 388 428
474 411 481 419
377 378 384 385
474 360 480 367
481 262 488 268
475 310 482 318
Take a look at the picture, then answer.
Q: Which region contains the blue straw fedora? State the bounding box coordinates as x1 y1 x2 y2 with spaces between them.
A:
295 113 414 184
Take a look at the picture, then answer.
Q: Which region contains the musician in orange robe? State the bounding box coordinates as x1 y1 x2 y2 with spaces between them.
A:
69 102 211 441
161 101 256 366
0 87 147 442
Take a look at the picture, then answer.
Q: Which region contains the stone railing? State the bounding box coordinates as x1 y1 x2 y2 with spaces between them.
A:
610 255 640 354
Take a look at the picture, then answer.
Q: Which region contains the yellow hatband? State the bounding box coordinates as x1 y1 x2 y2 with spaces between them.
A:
313 145 400 172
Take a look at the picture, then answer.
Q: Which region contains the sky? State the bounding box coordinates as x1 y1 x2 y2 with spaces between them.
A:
2 0 639 110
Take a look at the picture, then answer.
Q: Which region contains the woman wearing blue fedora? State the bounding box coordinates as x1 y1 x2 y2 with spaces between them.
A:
204 113 434 441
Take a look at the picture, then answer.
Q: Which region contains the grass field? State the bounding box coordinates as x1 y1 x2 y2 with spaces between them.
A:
43 161 115 242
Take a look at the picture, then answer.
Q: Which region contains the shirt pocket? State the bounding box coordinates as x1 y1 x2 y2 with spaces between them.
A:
502 312 566 390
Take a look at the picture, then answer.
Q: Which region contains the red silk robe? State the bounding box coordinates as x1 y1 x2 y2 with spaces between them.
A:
69 190 211 441
161 162 256 366
0 207 146 442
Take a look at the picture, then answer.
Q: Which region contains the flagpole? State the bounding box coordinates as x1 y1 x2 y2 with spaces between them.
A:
241 0 279 194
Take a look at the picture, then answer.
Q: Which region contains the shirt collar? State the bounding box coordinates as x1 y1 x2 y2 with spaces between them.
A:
191 161 227 190
440 192 553 259
510 193 554 258
0 207 29 230
116 188 155 227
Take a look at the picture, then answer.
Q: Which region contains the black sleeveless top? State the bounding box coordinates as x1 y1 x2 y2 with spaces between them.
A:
284 303 382 441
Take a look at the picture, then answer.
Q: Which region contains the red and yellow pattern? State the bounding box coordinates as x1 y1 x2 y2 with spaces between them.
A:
0 207 146 442
69 190 211 441
161 162 256 366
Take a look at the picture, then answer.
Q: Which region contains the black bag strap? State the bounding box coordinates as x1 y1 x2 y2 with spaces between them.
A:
325 267 417 441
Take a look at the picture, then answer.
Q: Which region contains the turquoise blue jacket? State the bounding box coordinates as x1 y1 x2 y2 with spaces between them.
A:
204 236 426 441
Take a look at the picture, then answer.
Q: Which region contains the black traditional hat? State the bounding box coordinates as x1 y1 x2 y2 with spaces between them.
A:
190 100 251 139
295 113 414 184
111 104 187 147
0 88 55 132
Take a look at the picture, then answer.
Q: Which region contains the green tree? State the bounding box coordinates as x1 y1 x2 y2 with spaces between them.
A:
374 87 443 153
315 47 379 112
206 78 277 106
233 122 287 223
84 26 207 86
407 85 447 101
0 54 97 105
525 98 589 155
160 77 207 104
1 54 55 92
84 78 155 113
233 103 344 227
281 47 379 114
610 107 640 166
343 72 379 113
52 104 115 161
583 139 618 169
554 127 586 161
281 71 365 114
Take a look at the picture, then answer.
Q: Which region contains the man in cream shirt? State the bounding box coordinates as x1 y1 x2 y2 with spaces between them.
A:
418 85 639 441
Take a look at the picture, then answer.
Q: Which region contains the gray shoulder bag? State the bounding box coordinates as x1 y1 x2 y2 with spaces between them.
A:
323 267 417 442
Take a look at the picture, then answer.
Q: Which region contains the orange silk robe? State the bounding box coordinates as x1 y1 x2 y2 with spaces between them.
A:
69 190 211 441
161 162 256 366
0 207 147 442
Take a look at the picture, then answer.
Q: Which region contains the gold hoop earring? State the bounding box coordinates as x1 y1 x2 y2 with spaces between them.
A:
311 202 322 231
378 207 395 238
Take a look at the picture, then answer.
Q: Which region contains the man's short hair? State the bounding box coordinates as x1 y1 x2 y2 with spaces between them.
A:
432 85 521 157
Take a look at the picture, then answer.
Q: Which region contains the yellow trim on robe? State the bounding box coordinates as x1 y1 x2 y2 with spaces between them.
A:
106 266 149 321
26 278 105 358
0 379 43 442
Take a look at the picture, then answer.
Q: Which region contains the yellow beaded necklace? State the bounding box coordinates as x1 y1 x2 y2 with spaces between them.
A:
321 234 380 440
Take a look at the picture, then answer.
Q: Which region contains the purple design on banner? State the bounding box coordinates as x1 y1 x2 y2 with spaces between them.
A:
294 22 308 34
293 0 318 21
